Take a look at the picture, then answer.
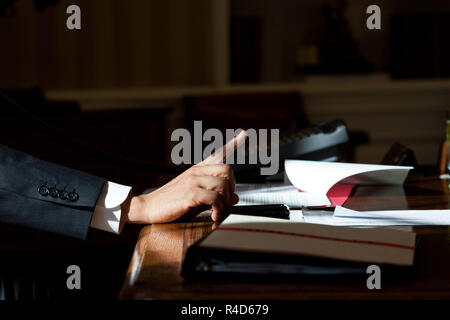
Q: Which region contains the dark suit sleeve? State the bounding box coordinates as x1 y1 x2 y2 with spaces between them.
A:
0 144 106 240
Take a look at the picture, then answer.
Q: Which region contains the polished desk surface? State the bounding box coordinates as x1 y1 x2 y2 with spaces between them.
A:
120 177 450 300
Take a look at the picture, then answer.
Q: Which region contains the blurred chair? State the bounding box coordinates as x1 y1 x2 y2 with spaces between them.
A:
182 91 369 163
183 92 309 133
2 87 79 115
1 88 172 190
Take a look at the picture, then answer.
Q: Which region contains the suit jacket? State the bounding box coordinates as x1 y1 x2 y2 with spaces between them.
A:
0 144 106 240
0 92 139 300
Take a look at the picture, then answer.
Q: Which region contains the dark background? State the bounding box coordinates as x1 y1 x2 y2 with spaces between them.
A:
1 0 450 174
1 0 449 175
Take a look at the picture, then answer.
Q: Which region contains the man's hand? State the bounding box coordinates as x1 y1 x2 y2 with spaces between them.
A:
122 131 247 224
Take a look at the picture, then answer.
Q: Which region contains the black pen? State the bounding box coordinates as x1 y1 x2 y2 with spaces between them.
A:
222 204 290 220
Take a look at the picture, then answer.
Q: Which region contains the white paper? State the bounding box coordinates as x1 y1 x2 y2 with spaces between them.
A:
285 160 412 194
333 206 450 226
302 209 412 231
236 183 330 207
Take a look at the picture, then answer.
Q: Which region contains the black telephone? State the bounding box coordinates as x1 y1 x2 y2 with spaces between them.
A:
279 119 349 162
233 119 349 182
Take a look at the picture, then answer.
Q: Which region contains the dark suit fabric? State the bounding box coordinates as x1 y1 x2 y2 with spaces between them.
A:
0 95 139 300
0 144 106 240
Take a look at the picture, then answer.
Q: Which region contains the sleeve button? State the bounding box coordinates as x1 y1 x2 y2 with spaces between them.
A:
38 186 50 196
59 190 69 200
49 187 60 198
69 192 79 202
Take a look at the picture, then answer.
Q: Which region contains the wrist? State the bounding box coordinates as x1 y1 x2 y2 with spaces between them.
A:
121 193 145 224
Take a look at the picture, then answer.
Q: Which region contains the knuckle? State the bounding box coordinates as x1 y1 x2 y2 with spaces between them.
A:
219 178 229 190
188 174 201 183
212 190 221 201
214 164 231 177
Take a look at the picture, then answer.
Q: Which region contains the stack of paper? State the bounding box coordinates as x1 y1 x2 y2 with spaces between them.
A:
332 206 450 226
236 183 330 207
199 214 416 266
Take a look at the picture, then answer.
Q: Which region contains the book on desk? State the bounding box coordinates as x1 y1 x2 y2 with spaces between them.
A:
182 213 417 279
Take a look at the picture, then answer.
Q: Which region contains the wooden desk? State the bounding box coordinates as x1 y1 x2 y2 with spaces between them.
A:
120 177 450 300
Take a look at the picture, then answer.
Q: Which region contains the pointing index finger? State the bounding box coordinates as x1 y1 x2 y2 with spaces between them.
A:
201 130 247 165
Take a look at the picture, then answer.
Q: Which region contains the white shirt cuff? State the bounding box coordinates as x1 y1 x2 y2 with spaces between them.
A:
90 181 132 234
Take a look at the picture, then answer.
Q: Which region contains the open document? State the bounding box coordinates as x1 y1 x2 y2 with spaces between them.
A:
236 160 412 207
284 160 412 194
236 183 330 207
